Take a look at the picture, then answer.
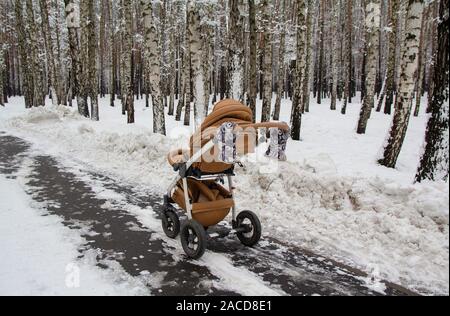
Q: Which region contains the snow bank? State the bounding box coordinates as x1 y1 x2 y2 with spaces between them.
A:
1 100 448 295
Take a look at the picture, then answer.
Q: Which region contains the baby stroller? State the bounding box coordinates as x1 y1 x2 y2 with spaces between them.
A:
162 99 290 259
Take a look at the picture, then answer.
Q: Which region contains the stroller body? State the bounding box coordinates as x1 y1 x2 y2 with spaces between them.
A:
162 99 289 259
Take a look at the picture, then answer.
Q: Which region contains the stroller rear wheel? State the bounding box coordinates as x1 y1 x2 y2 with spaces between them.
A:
180 220 207 259
236 210 261 247
162 206 180 238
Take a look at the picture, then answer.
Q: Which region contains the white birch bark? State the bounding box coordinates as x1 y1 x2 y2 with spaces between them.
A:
227 0 245 102
260 0 273 123
142 0 166 134
290 0 307 141
187 0 205 129
379 0 424 168
357 0 381 134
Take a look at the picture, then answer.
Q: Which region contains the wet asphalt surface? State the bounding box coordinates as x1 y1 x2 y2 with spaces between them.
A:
0 133 417 296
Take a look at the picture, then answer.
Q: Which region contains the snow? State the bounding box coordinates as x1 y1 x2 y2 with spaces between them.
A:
0 174 148 296
0 94 448 295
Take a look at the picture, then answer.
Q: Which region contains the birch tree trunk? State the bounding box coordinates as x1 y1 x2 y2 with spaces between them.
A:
357 0 381 134
261 0 273 123
426 1 438 113
290 0 307 141
227 0 245 102
53 0 66 105
15 0 33 108
188 0 206 129
317 0 325 105
142 0 165 133
79 0 97 120
302 0 313 113
341 0 352 114
183 47 191 126
413 6 427 117
65 0 89 117
330 0 339 111
182 2 192 127
379 0 424 168
0 45 3 106
108 0 116 107
168 15 176 116
99 0 107 98
273 0 286 120
121 0 134 123
384 0 399 115
86 0 99 120
247 0 257 122
415 0 448 182
26 0 45 107
39 0 59 106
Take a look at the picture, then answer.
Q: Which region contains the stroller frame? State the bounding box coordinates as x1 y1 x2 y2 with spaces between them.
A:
164 139 244 236
161 99 289 259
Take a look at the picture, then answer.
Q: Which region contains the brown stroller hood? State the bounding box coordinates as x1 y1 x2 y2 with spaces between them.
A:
168 99 289 173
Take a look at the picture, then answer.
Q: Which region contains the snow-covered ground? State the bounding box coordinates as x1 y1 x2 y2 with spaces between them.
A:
0 174 148 296
0 95 448 295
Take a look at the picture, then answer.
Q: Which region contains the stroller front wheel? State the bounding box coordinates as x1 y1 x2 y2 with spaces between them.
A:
162 207 180 238
236 211 262 247
180 220 207 259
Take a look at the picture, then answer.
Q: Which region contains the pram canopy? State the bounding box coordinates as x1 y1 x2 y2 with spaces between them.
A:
168 99 289 174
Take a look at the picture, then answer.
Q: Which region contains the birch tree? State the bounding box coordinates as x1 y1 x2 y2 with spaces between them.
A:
302 0 313 113
357 0 381 134
416 0 448 182
40 0 59 106
317 0 325 105
260 0 273 123
53 0 67 106
187 0 207 129
247 0 257 122
227 0 245 102
80 0 98 120
291 0 307 141
122 0 134 123
109 0 116 107
168 4 177 117
413 5 427 117
0 18 5 106
383 0 399 114
65 0 89 116
273 0 286 120
341 0 353 114
26 0 45 107
330 0 340 111
142 0 166 134
0 49 3 106
379 0 424 168
14 0 33 108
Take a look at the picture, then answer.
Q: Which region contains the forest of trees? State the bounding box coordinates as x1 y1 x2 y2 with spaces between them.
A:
0 0 448 182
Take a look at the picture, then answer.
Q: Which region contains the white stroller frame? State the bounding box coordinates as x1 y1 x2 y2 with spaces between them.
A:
165 139 241 237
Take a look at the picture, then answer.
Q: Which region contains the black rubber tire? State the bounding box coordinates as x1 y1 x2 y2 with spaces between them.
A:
180 220 207 259
236 210 261 247
161 207 180 238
